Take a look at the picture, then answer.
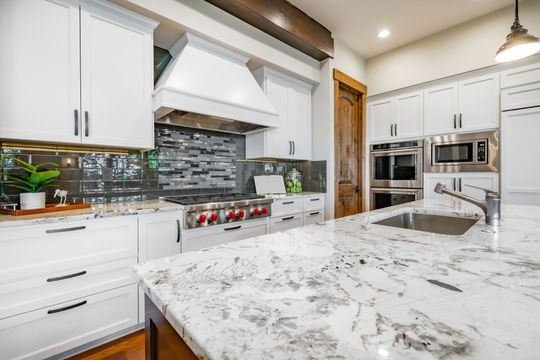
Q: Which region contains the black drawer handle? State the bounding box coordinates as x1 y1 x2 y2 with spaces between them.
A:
47 270 87 282
309 212 320 216
47 300 87 314
282 201 294 205
282 216 294 221
310 198 320 202
46 226 86 234
176 219 181 243
224 225 241 231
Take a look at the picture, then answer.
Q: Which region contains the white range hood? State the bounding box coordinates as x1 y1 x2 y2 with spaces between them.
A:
153 33 278 134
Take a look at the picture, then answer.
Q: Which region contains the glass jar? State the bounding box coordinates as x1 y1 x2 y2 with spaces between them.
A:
285 168 303 193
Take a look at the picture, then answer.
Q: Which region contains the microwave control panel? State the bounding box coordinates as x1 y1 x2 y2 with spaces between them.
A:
477 141 487 162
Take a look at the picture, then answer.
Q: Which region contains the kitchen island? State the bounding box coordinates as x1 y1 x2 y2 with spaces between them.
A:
134 199 540 359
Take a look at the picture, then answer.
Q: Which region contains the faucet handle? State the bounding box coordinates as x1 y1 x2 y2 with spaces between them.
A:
464 184 499 196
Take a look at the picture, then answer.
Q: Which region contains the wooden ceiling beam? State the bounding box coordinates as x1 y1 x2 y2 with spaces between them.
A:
205 0 334 61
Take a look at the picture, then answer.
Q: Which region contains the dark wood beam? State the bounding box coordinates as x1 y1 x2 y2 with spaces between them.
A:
205 0 334 61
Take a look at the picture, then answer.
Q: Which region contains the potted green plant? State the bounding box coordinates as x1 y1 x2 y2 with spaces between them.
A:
0 155 60 210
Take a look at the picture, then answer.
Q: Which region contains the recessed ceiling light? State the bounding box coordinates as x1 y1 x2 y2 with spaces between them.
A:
378 29 390 39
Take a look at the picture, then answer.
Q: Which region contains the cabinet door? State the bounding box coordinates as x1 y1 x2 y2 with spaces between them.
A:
289 86 312 160
501 107 540 205
303 211 324 226
369 99 393 142
459 173 499 201
423 174 457 200
138 211 182 263
458 74 499 132
394 91 423 139
500 63 540 111
264 77 291 158
0 0 81 144
424 84 458 135
80 3 154 149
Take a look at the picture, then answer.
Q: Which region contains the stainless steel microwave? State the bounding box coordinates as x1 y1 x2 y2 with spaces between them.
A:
424 130 499 173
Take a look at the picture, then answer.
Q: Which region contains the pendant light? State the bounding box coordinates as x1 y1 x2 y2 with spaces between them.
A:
495 0 540 62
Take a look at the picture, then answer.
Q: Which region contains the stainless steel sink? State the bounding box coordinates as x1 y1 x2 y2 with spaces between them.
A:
372 212 479 235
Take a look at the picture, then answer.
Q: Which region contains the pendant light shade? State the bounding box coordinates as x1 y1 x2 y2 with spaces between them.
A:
495 0 540 62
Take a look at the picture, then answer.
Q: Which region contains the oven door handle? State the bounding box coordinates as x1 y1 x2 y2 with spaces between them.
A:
370 148 422 156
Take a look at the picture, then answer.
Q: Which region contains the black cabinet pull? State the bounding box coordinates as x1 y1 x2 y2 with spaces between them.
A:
394 123 398 136
282 201 294 205
224 225 242 231
282 216 294 221
74 109 79 136
292 141 295 155
453 114 457 129
309 212 320 216
84 111 89 137
310 198 320 202
288 141 292 155
459 113 463 128
176 219 181 243
47 270 87 282
47 300 87 314
390 124 393 136
45 226 86 234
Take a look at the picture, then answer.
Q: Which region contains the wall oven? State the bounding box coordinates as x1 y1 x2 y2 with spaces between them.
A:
424 130 499 172
370 140 423 188
370 140 423 210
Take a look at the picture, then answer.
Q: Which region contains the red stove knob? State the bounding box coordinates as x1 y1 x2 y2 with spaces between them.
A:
209 213 218 222
237 210 245 218
252 208 259 216
197 214 207 223
227 210 235 219
261 207 268 215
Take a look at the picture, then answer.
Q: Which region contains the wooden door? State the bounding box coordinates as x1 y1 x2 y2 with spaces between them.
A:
334 69 366 218
0 0 81 144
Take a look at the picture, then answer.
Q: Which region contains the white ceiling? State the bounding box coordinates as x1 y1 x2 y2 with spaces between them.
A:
288 0 513 58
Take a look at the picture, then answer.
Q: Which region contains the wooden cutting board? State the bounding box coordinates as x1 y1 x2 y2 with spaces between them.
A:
0 203 91 216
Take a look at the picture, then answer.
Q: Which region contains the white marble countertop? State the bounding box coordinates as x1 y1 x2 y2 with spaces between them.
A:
0 200 183 228
135 199 540 359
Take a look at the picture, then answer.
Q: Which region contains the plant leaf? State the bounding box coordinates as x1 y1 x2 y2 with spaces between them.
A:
2 156 36 172
2 174 35 188
35 162 59 169
37 170 61 183
4 184 34 193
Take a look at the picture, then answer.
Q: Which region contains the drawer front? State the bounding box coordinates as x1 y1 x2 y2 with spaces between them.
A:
303 211 324 226
500 62 540 88
0 257 137 319
270 214 302 233
303 195 325 212
272 198 303 217
182 222 268 253
0 284 138 360
0 216 138 283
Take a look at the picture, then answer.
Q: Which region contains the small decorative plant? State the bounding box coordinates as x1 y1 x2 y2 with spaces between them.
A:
1 155 60 192
1 155 61 210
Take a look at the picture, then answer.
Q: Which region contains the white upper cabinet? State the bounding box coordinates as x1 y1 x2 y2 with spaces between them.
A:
0 0 81 144
369 99 393 142
500 62 540 111
393 91 423 139
423 83 458 135
424 74 499 136
0 0 157 149
369 91 423 143
458 74 499 132
246 67 313 160
80 1 155 148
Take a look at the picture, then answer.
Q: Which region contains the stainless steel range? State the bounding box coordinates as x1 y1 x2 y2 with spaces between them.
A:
162 193 272 252
163 193 272 229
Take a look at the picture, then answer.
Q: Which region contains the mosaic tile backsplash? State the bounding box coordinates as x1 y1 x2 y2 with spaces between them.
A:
0 125 326 204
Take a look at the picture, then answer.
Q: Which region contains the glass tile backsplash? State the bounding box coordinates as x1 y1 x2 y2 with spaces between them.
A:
0 124 326 204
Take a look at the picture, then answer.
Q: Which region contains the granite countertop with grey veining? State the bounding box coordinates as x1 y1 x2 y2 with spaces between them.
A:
135 199 540 360
0 200 183 228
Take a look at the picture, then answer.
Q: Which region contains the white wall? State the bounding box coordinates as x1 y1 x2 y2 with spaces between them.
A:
312 39 366 219
366 0 540 95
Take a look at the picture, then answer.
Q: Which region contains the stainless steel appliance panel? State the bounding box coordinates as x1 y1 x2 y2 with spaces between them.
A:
370 188 423 210
424 130 499 173
370 143 423 189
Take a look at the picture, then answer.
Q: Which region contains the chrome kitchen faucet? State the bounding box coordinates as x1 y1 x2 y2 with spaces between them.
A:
434 183 502 226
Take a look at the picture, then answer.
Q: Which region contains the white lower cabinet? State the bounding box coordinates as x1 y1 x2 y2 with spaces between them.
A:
424 173 499 201
269 194 325 233
0 284 138 360
270 214 303 233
